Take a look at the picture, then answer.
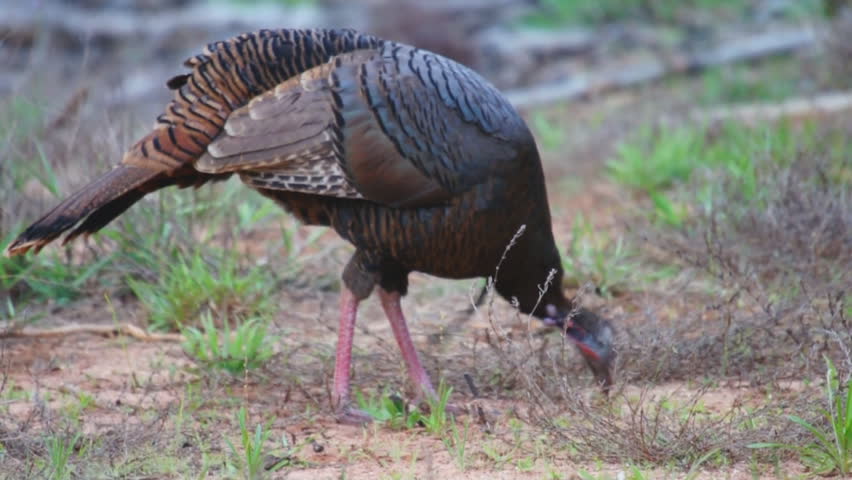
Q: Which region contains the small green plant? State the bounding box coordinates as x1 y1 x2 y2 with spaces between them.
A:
579 466 652 480
0 96 45 140
515 456 535 471
608 127 702 194
700 62 800 106
561 215 665 296
531 112 565 151
543 465 566 480
355 390 416 430
480 440 516 469
750 357 851 476
608 121 807 225
63 390 96 420
684 448 725 479
356 380 455 434
413 380 454 435
225 407 295 479
182 314 276 375
648 190 689 226
1 226 113 307
128 251 272 331
521 0 819 28
44 432 83 480
442 418 471 471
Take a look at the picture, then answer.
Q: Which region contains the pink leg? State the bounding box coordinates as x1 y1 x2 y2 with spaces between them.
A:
332 287 373 424
377 288 436 401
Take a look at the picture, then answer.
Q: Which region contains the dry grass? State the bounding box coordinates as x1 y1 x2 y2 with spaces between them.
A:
625 131 851 384
1 17 851 479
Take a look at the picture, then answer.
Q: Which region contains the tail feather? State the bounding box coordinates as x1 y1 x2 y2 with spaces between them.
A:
4 165 163 257
6 29 382 258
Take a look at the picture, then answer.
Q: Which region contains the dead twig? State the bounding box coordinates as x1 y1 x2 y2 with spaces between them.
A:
0 323 183 342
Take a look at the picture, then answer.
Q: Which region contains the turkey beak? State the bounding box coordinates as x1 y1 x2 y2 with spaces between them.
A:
567 322 615 395
547 306 616 395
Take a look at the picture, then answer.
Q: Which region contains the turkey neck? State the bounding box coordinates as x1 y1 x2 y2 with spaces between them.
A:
491 211 568 318
489 144 568 318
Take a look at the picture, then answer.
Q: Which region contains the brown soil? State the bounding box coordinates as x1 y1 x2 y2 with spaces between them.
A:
1 59 832 479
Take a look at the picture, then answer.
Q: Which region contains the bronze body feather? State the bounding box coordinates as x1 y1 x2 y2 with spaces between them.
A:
6 29 615 421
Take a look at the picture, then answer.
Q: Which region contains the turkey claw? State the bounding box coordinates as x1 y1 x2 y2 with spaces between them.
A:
335 404 375 425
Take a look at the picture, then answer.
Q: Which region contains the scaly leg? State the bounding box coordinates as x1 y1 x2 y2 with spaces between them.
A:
377 288 437 403
331 287 373 424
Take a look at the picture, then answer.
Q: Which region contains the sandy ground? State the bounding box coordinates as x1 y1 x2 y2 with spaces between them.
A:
1 66 832 478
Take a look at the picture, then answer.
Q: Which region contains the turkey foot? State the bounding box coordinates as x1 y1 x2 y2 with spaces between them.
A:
5 29 620 425
408 380 466 418
412 395 467 418
334 403 374 425
377 288 468 417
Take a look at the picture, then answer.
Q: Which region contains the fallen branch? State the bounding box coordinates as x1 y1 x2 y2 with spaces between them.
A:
650 90 852 128
0 324 184 342
684 90 852 125
506 26 818 109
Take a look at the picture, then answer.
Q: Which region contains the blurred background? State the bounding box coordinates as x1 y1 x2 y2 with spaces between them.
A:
2 0 849 111
1 1 851 477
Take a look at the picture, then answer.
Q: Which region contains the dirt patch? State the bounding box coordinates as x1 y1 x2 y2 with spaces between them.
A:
4 25 850 476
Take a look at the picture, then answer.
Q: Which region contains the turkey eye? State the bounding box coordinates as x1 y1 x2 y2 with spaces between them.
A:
4 27 620 418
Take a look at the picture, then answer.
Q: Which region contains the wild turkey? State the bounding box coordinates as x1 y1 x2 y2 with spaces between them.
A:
5 28 615 423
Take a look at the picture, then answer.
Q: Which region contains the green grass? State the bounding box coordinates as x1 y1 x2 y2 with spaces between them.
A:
412 380 455 435
355 390 415 430
0 96 46 150
442 419 472 471
128 250 273 332
44 431 85 480
607 121 811 224
0 96 105 311
577 466 650 480
750 357 852 476
1 113 303 321
608 126 703 194
182 313 277 376
522 0 824 27
531 112 567 151
357 382 469 469
480 439 517 470
356 380 456 434
699 61 802 106
62 390 97 421
1 18 848 479
1 248 113 310
560 214 672 296
225 407 298 479
1 223 113 316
